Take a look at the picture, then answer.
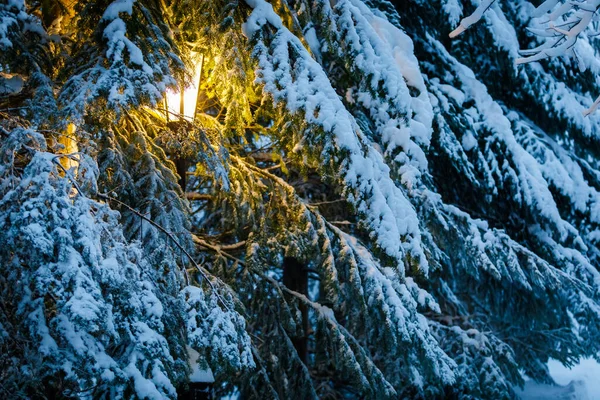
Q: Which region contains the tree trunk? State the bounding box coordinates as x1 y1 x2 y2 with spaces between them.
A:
282 257 309 364
175 157 188 192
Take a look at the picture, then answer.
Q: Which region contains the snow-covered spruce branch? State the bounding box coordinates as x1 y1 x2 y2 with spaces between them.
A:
449 0 496 38
96 192 235 309
260 273 398 396
49 154 233 312
244 0 428 275
450 0 600 115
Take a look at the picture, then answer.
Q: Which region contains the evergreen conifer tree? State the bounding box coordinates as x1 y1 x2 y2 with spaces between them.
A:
2 0 600 399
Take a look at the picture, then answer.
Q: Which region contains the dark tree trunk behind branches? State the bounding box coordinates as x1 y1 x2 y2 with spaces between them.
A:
282 257 309 364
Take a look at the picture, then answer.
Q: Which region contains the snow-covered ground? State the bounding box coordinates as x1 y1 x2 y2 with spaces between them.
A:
517 358 600 400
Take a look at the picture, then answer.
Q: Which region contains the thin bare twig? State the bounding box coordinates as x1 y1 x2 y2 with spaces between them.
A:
185 192 212 201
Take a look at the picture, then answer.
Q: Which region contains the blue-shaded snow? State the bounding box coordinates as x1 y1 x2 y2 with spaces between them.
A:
518 358 600 400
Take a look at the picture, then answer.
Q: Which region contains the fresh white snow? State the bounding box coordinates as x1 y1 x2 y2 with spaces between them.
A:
518 358 600 399
187 346 215 383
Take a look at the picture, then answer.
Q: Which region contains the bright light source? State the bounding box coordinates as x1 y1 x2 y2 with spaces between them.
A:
166 55 203 121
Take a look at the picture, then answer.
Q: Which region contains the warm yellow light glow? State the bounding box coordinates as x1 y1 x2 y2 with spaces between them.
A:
166 55 203 121
59 123 80 174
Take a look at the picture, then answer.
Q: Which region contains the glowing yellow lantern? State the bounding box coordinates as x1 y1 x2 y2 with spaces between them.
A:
165 54 204 122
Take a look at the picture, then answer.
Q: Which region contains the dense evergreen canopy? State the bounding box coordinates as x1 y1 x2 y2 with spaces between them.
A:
2 0 600 398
